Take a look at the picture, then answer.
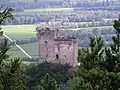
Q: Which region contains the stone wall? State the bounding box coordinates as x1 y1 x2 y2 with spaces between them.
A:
37 27 78 67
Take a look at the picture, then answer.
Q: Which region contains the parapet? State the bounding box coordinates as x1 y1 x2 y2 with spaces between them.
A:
36 22 61 32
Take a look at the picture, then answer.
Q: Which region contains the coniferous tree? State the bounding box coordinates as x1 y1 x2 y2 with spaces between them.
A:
33 73 60 90
78 37 104 70
0 7 26 90
102 17 120 72
67 17 120 90
40 73 60 90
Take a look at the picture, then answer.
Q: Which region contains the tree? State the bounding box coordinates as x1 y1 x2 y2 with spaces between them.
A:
0 7 14 25
26 62 72 89
78 37 104 70
67 17 120 90
40 73 60 90
101 17 120 72
0 7 26 90
32 73 60 90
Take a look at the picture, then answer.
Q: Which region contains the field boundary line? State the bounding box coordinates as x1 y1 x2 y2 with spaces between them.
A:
3 33 32 59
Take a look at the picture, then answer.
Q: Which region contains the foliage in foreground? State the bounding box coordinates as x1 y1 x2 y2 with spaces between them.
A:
0 7 26 90
0 39 26 90
33 73 60 90
26 62 72 89
67 17 120 90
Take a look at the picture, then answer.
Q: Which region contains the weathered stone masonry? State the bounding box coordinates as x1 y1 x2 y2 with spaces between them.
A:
36 26 78 67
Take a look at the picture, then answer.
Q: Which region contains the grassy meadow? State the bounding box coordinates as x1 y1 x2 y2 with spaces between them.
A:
2 25 36 40
24 8 74 12
8 42 38 58
2 25 38 58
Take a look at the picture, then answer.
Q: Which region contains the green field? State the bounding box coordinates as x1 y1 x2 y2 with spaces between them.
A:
24 8 74 12
20 42 38 57
8 45 27 58
2 25 36 40
13 8 74 15
2 25 38 58
8 42 38 58
70 26 113 31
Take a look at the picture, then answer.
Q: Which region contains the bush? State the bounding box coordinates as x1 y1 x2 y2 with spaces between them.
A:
26 62 72 89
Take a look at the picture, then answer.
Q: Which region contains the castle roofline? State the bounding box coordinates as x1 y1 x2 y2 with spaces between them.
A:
36 22 62 31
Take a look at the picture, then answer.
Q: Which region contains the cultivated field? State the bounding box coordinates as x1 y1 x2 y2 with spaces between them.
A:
2 25 36 40
24 8 74 12
8 42 38 58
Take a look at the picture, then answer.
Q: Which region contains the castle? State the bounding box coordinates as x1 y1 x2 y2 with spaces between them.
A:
36 22 78 67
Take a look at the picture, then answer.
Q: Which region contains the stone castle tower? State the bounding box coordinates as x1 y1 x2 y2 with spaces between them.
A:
36 23 78 67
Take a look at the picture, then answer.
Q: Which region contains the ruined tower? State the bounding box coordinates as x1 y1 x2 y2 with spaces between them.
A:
36 21 78 67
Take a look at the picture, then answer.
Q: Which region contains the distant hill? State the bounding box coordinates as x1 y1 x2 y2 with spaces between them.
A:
0 0 119 10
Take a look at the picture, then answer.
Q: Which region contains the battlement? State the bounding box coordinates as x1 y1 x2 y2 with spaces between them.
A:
36 27 55 36
36 22 61 32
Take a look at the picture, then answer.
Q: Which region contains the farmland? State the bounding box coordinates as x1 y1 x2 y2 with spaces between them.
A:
8 42 38 58
24 8 74 12
1 25 37 58
2 25 36 40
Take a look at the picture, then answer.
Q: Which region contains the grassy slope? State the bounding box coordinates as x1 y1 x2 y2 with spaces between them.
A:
2 25 37 58
8 42 38 58
2 25 36 40
8 45 27 58
20 42 38 57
